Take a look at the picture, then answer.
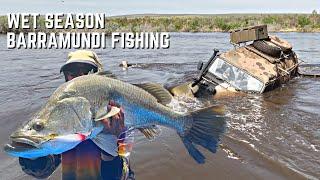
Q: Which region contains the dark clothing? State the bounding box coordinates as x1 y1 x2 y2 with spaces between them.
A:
61 140 103 180
101 155 124 180
19 140 127 180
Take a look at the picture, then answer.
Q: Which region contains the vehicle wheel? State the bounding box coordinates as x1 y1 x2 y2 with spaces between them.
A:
253 40 282 57
269 35 292 51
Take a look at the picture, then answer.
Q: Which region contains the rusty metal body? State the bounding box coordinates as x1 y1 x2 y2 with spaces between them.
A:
194 25 299 94
218 44 298 92
230 25 269 44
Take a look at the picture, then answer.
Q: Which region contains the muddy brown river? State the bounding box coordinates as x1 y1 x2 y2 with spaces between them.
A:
0 33 319 179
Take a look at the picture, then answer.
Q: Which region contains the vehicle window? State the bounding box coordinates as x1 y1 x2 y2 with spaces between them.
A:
208 58 265 92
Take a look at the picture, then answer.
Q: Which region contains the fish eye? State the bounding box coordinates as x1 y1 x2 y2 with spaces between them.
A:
33 121 44 131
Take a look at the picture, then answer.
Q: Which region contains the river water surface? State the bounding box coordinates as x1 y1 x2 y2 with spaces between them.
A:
0 33 319 180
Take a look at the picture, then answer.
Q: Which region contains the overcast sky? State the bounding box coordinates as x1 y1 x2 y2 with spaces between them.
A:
1 0 319 15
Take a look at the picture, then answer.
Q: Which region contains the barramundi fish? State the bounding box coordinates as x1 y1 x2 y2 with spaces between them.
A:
4 74 225 163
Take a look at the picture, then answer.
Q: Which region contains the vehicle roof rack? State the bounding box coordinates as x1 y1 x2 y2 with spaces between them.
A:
230 25 269 44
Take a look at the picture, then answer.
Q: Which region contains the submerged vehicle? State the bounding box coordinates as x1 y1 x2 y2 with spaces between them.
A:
170 25 300 97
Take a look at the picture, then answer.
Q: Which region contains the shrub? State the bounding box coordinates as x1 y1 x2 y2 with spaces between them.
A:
298 16 311 27
262 16 277 24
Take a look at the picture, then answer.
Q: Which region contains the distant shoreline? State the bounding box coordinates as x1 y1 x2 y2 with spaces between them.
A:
1 13 319 33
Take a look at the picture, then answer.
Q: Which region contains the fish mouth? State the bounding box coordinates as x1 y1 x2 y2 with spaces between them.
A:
4 141 36 152
12 137 41 147
4 137 44 153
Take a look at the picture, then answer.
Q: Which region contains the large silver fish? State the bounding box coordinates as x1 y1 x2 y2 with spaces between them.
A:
4 74 225 163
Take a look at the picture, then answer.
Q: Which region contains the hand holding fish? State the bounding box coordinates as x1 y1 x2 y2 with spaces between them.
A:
101 100 125 137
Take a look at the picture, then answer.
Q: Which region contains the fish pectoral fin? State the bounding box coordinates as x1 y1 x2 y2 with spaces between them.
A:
137 125 160 140
134 83 173 105
95 106 121 121
92 133 118 157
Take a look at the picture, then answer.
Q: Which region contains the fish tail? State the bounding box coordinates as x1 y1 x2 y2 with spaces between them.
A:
178 105 226 164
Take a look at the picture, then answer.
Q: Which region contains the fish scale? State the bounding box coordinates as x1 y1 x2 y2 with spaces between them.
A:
65 75 186 127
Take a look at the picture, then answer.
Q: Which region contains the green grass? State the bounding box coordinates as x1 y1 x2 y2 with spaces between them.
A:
1 13 320 34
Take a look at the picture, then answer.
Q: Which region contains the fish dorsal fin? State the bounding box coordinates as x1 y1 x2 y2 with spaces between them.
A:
134 83 173 105
137 125 161 140
96 71 117 79
95 106 121 121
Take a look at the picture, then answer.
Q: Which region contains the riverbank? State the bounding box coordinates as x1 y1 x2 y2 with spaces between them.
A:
1 13 320 33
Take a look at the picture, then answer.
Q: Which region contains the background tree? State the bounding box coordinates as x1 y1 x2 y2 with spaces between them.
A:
311 10 319 28
311 10 318 16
